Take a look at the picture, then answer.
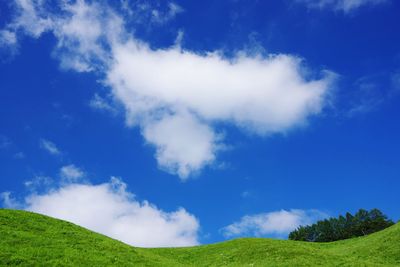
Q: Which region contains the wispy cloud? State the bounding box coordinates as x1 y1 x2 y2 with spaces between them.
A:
89 93 118 114
60 165 85 183
150 2 184 25
344 72 400 117
39 139 61 155
13 152 25 159
0 135 12 149
241 191 252 198
296 0 388 13
24 175 54 193
0 192 21 209
121 0 184 26
0 30 17 46
391 70 400 92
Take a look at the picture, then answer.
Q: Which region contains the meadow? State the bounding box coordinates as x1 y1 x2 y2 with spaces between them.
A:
1 209 399 266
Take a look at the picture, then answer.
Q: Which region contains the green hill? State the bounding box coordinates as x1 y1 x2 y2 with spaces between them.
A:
1 209 399 266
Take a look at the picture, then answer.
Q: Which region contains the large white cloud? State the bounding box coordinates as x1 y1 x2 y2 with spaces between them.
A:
221 209 327 238
108 41 331 133
2 177 200 247
2 0 335 179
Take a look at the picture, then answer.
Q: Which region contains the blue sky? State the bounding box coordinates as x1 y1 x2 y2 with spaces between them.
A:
0 0 399 247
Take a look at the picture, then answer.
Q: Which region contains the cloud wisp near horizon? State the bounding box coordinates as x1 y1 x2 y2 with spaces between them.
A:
221 209 328 238
1 0 335 179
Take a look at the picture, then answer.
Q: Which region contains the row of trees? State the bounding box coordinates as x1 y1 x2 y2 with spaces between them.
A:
289 209 394 242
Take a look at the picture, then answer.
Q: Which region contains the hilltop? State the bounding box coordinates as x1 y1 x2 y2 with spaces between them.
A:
1 209 399 266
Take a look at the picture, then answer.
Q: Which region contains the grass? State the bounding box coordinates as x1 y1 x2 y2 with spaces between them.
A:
0 209 399 266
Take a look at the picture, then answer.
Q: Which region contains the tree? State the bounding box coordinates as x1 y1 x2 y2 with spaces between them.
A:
288 208 394 242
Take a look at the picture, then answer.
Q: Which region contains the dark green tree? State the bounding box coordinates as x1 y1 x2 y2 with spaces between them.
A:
288 208 394 242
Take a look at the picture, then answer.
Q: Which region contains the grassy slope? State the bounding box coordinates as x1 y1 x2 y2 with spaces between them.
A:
0 209 399 266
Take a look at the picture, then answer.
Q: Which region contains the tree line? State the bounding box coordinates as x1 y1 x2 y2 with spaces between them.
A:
289 208 394 242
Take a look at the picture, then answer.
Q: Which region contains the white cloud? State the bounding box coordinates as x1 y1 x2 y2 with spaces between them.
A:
39 139 60 155
2 177 200 247
109 41 332 132
107 39 333 178
51 0 121 72
221 209 327 238
297 0 388 13
60 164 85 182
3 0 335 179
142 112 219 179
